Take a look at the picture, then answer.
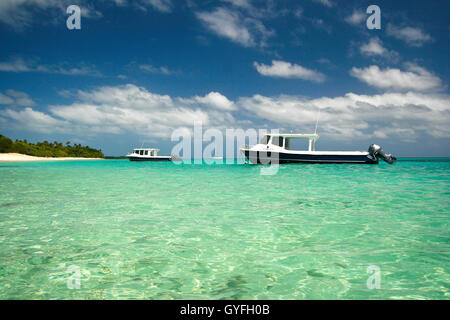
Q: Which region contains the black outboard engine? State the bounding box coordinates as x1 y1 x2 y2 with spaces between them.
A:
368 144 397 164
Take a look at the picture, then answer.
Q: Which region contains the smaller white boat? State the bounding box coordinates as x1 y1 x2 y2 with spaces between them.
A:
126 148 173 161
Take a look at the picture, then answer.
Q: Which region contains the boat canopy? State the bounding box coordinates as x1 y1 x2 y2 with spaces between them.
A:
134 148 160 152
268 133 319 141
262 133 319 151
133 148 160 156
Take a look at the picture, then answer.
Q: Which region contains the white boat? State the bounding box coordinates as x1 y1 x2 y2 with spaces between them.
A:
126 148 173 162
240 133 396 164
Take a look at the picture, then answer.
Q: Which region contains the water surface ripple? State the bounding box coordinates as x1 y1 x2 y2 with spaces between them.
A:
0 159 448 299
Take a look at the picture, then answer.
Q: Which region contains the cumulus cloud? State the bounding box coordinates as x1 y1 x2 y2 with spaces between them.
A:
238 91 450 140
191 92 236 111
360 38 386 56
1 107 68 133
1 84 449 143
358 38 399 62
350 64 443 92
196 6 273 47
0 84 237 138
254 60 325 82
345 10 365 25
386 24 432 47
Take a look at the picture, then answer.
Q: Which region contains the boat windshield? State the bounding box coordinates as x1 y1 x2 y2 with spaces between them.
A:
272 136 283 147
261 135 270 144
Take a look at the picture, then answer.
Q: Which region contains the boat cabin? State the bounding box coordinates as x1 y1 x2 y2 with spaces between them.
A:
260 134 319 151
132 148 160 156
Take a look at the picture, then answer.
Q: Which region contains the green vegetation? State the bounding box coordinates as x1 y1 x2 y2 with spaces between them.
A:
0 134 104 158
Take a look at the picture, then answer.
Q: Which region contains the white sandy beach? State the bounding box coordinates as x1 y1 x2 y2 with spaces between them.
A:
0 153 103 162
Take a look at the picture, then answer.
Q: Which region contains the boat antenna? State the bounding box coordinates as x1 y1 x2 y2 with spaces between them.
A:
314 108 321 135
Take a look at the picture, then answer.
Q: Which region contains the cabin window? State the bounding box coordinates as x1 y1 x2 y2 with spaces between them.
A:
261 135 270 144
140 150 144 155
144 150 148 156
289 139 309 150
285 139 290 150
272 136 283 147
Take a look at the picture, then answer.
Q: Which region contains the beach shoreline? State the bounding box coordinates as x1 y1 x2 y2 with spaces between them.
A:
0 153 104 162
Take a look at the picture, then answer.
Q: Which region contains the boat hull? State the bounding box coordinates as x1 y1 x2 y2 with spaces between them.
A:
127 156 172 162
242 150 378 164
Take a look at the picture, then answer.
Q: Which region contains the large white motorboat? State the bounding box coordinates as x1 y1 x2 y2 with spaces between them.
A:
240 133 396 164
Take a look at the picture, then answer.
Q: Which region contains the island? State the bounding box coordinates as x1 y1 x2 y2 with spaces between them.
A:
0 134 104 162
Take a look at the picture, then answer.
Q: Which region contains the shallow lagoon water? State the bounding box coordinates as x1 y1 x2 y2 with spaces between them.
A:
0 159 448 299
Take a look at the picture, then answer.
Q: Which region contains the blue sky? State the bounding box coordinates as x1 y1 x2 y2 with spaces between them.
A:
0 0 449 156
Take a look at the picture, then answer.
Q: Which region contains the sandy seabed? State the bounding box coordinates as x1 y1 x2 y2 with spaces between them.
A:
0 153 103 162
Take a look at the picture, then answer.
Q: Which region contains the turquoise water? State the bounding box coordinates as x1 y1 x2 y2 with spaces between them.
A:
0 159 448 299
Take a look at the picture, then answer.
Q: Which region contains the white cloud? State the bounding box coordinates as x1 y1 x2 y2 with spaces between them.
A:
310 0 334 8
222 0 252 10
0 84 237 138
107 0 128 6
4 89 35 106
141 0 172 13
221 0 283 19
139 64 172 75
0 57 30 72
196 7 273 47
2 85 449 143
350 64 443 92
0 57 101 77
238 91 450 140
0 89 35 106
0 0 63 29
192 92 236 111
0 93 14 105
386 24 432 47
345 10 365 25
254 60 325 82
358 38 399 62
360 38 386 56
197 8 251 46
1 107 68 133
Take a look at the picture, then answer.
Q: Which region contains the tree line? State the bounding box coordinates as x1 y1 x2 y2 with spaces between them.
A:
0 134 104 158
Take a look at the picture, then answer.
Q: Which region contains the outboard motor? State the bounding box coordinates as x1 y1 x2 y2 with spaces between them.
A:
368 144 397 164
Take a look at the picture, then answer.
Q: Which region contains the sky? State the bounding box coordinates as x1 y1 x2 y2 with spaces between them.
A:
0 0 449 157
